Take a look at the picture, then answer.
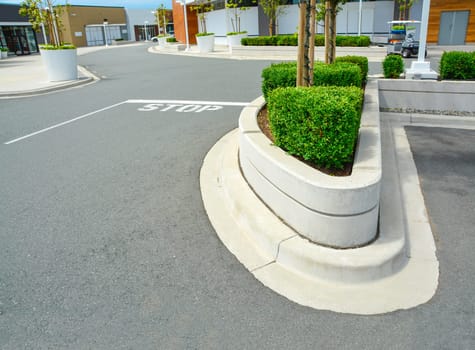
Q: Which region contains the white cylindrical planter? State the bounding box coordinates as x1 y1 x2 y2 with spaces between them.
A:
196 34 215 53
40 48 78 81
158 36 168 47
227 33 247 47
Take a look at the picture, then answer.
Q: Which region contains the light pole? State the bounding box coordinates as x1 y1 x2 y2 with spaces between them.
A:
405 0 437 79
358 0 362 36
176 0 190 51
103 19 108 47
151 10 158 36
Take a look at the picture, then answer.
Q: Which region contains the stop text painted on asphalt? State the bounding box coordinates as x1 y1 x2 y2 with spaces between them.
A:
126 99 249 113
138 103 223 113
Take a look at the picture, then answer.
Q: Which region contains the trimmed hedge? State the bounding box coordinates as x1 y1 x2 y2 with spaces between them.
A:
267 86 364 169
334 55 368 83
314 63 362 88
439 51 475 80
261 62 298 99
242 35 370 47
261 61 363 99
383 55 404 78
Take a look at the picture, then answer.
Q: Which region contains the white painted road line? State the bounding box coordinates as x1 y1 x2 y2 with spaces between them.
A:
4 99 249 145
4 101 127 145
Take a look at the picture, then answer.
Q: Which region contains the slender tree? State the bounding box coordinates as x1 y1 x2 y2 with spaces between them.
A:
191 0 214 34
155 4 168 35
226 0 256 33
19 0 68 46
396 0 417 21
259 0 286 36
323 0 346 64
296 0 316 87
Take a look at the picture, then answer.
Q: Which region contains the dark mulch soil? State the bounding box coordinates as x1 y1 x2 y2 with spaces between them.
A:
257 106 353 177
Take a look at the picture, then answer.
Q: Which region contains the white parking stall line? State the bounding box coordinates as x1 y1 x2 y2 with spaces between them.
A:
4 101 127 145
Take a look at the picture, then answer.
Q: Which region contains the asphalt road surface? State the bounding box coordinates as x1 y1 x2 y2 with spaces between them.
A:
0 44 474 349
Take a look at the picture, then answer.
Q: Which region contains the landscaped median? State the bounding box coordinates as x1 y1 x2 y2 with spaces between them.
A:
239 87 380 249
200 77 439 314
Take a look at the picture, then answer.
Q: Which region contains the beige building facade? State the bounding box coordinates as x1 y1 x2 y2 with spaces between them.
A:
59 5 128 47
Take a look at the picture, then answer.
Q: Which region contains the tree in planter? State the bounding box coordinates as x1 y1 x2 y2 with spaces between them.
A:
259 0 287 36
320 0 347 64
19 0 70 48
20 0 76 81
191 0 214 34
296 0 317 87
226 0 256 34
396 0 418 21
155 4 169 36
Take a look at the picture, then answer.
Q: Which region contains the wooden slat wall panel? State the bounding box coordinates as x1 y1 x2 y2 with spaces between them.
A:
428 0 475 43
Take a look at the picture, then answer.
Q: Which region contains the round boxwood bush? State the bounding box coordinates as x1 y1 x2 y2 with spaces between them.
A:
267 86 364 169
439 51 475 80
383 55 404 78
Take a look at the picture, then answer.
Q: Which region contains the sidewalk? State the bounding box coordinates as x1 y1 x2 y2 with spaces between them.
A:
0 43 144 98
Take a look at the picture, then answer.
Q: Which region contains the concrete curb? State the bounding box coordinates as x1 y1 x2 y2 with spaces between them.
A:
200 116 439 315
148 44 387 62
0 65 97 99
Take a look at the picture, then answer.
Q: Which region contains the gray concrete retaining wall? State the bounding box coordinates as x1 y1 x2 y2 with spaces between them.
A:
379 79 475 116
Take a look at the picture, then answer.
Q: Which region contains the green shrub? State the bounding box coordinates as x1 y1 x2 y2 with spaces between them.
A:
227 31 247 36
166 37 177 43
242 35 370 47
383 55 404 78
39 43 76 50
334 56 368 83
277 34 298 46
261 62 297 99
262 61 362 99
439 51 475 80
314 62 362 88
196 32 214 37
267 86 364 169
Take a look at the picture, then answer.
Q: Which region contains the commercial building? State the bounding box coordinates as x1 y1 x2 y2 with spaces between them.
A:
0 3 41 55
58 5 128 47
126 9 174 42
172 0 475 45
427 0 474 45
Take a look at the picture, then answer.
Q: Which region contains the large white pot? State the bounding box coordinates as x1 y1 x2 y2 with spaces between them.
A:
40 48 78 82
227 33 247 47
0 51 7 59
196 34 215 53
158 36 168 47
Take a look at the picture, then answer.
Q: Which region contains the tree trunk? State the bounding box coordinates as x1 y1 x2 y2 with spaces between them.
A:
325 1 336 64
297 1 307 86
268 16 274 36
308 0 316 85
330 4 336 63
324 1 331 64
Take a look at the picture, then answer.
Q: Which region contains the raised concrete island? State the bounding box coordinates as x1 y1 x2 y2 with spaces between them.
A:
200 78 439 315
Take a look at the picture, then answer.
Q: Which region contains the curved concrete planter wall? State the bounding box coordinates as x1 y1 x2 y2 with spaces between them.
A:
40 48 78 82
239 80 381 248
